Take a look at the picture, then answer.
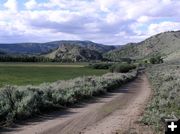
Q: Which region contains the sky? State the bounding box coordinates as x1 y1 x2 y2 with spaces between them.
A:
0 0 180 45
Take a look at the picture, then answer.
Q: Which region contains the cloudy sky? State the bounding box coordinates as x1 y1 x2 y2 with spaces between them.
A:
0 0 180 45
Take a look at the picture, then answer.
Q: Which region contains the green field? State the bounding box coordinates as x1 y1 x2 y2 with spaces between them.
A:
0 63 107 87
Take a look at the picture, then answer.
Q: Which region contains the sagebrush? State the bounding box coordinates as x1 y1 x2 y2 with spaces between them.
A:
142 64 180 132
0 71 137 125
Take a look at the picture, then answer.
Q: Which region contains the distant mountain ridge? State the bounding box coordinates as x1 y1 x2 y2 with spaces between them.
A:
104 30 180 61
1 30 180 62
0 40 115 55
0 43 58 55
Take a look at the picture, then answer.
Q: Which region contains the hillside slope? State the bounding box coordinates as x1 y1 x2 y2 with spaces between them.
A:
104 31 180 61
45 44 103 62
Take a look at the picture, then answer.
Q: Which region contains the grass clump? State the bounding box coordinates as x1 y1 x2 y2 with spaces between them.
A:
0 71 137 126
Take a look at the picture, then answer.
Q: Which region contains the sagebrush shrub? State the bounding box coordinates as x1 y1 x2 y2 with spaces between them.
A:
142 64 180 132
0 71 137 125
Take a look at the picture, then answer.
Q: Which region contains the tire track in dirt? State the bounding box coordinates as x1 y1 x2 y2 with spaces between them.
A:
1 74 152 134
81 74 153 134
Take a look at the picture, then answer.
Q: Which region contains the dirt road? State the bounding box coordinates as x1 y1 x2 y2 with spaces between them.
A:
1 74 152 134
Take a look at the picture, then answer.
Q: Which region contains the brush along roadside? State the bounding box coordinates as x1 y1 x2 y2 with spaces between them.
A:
0 70 138 126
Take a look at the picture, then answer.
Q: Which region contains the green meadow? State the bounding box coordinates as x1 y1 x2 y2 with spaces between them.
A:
0 63 107 87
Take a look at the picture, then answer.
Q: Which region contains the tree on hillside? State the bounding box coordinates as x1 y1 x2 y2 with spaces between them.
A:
149 56 163 64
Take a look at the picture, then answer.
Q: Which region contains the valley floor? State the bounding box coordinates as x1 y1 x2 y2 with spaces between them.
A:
1 74 153 134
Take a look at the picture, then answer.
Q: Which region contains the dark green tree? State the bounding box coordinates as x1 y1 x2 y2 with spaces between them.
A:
149 56 163 64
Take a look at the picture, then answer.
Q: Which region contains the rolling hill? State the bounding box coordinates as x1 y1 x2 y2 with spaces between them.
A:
47 40 115 53
44 44 103 62
104 31 180 61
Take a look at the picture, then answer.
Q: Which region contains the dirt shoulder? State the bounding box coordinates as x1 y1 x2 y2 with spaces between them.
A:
1 74 152 134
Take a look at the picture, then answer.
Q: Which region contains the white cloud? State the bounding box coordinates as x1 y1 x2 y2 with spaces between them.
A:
148 21 180 35
106 13 121 24
0 0 180 44
25 0 37 10
4 0 18 12
95 0 118 12
137 16 150 23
